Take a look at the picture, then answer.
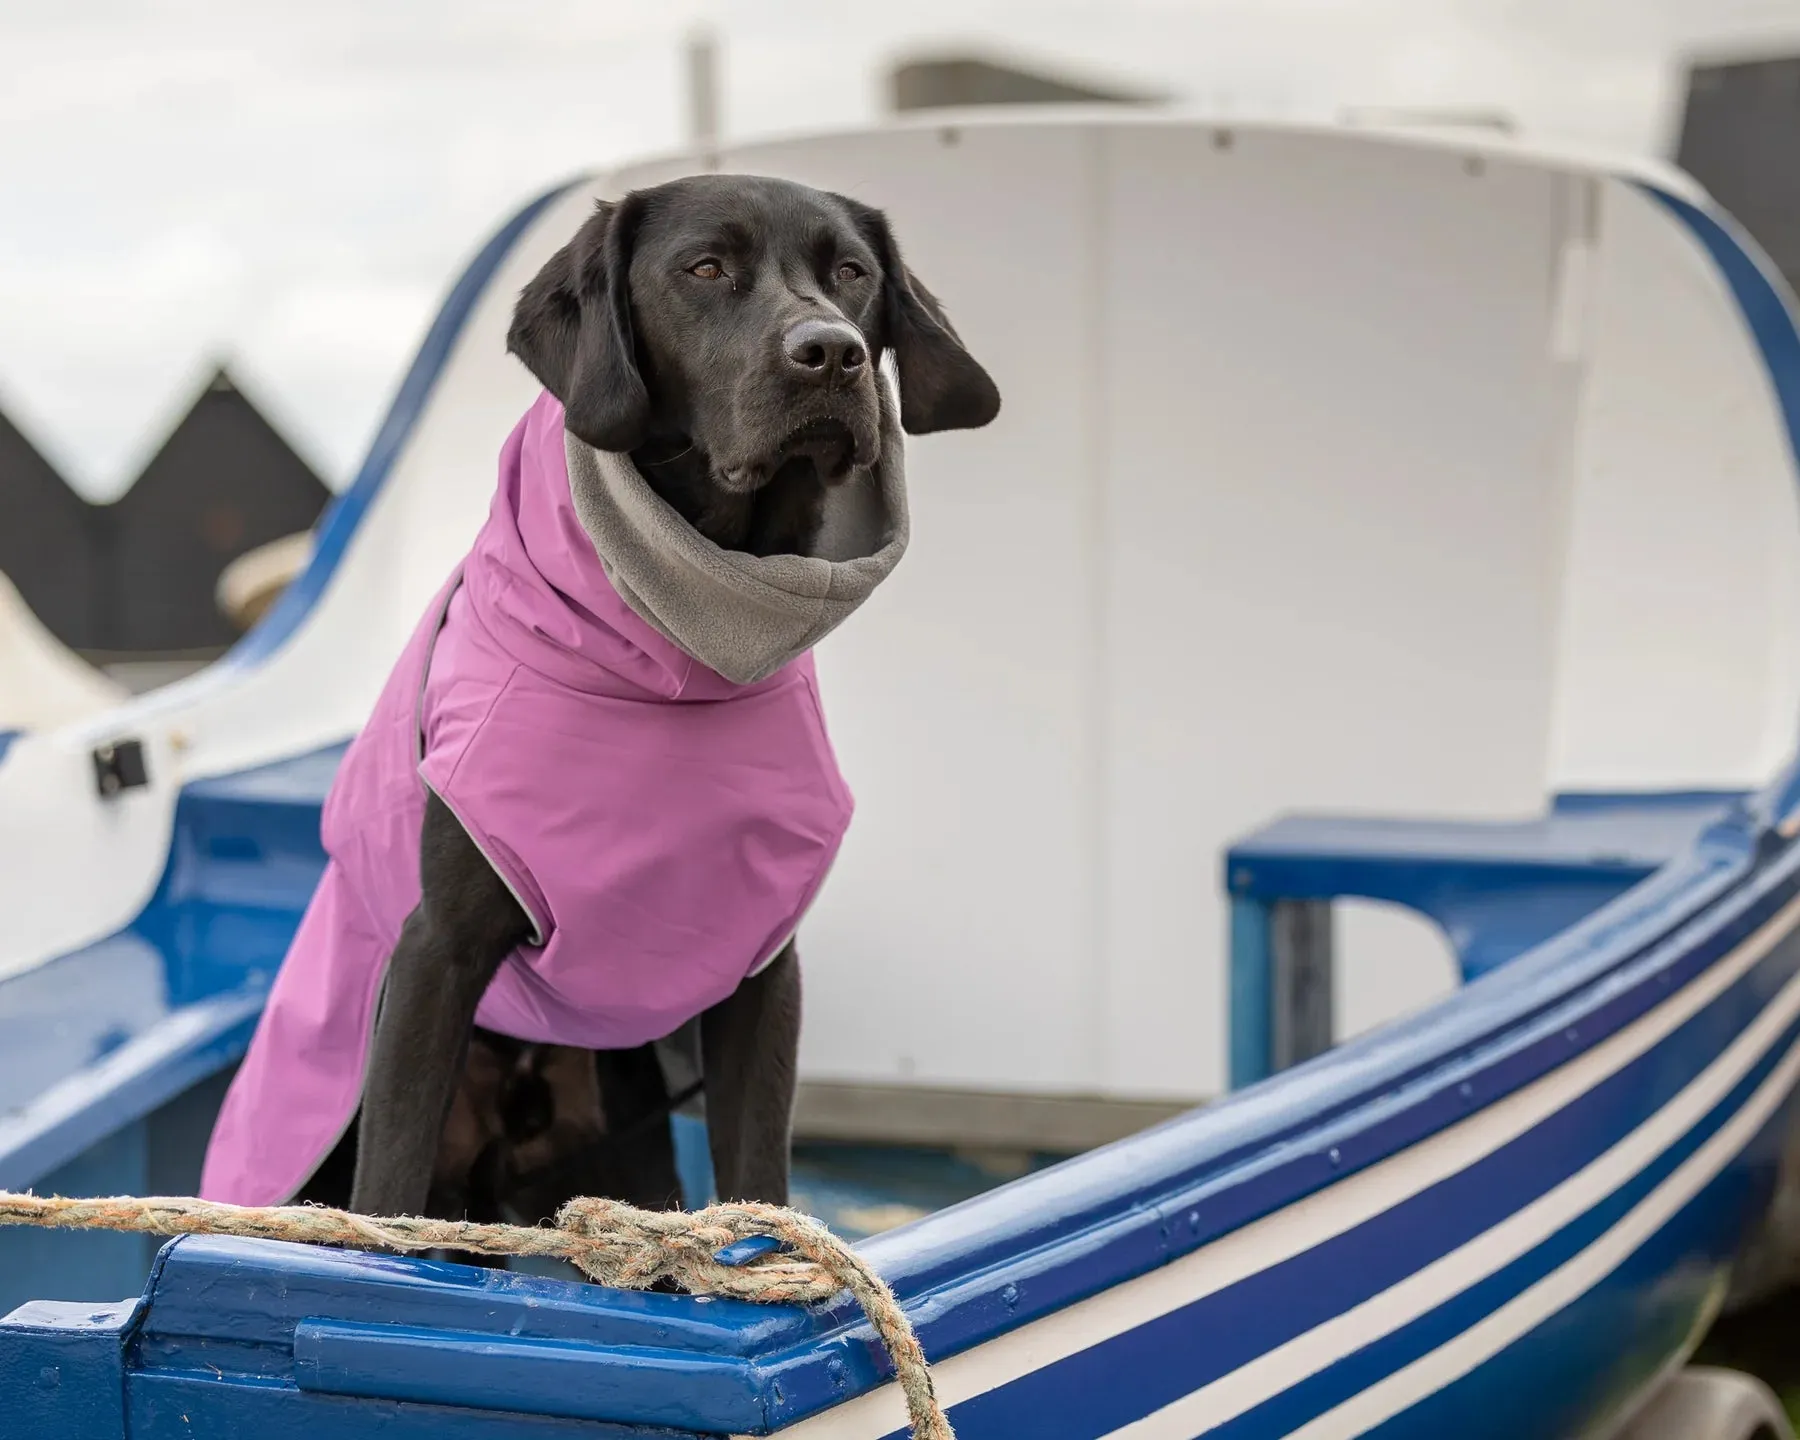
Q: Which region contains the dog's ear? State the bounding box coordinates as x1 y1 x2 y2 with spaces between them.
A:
507 195 651 453
843 199 1001 435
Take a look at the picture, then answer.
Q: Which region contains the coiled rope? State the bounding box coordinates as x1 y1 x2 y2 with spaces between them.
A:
0 1190 950 1439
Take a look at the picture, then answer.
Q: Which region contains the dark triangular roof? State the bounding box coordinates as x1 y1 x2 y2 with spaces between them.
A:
103 365 330 654
1676 53 1800 292
0 401 106 650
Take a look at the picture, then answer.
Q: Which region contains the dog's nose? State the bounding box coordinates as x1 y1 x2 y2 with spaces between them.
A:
783 319 866 386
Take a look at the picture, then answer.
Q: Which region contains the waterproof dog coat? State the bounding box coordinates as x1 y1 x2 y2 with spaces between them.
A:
201 385 907 1206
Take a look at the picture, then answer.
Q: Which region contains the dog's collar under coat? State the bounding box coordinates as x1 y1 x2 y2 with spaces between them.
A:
563 379 909 686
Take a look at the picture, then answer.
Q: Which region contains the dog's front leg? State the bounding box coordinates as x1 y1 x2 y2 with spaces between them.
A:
700 940 801 1204
350 793 533 1217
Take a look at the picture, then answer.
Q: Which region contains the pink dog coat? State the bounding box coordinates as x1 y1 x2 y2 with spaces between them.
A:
201 387 907 1205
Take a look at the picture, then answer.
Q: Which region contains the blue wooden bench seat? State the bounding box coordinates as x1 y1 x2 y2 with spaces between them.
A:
1222 791 1744 1087
0 746 341 1308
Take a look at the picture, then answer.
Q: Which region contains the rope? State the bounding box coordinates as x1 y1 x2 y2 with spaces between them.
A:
0 1190 951 1440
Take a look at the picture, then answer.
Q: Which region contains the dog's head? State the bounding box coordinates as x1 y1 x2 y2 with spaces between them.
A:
507 173 1000 498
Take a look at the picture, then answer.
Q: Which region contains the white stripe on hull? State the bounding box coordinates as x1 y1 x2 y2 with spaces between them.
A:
1286 995 1800 1439
1127 948 1800 1437
757 888 1800 1440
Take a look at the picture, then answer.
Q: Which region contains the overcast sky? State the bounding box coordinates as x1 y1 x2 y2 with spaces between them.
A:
5 0 1800 497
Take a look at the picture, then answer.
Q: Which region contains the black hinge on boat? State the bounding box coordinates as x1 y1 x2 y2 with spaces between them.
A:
92 738 149 799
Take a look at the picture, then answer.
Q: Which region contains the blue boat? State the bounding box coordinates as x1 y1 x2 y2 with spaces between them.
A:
6 114 1800 1438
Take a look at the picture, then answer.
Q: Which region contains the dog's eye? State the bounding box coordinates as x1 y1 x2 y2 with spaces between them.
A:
835 261 865 283
689 260 724 280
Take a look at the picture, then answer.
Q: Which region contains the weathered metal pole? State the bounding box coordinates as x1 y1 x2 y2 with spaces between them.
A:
686 28 720 169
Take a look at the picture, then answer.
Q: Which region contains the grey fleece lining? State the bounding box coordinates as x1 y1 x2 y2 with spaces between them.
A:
563 379 908 685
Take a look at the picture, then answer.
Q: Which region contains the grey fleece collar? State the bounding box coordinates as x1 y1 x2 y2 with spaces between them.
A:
564 380 908 685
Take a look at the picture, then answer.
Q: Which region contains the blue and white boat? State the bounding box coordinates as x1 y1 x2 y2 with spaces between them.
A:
5 112 1800 1438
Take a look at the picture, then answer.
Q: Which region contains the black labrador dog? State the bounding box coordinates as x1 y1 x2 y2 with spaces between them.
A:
305 175 999 1231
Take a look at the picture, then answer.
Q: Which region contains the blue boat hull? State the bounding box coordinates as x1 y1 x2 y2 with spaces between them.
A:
3 824 1798 1438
